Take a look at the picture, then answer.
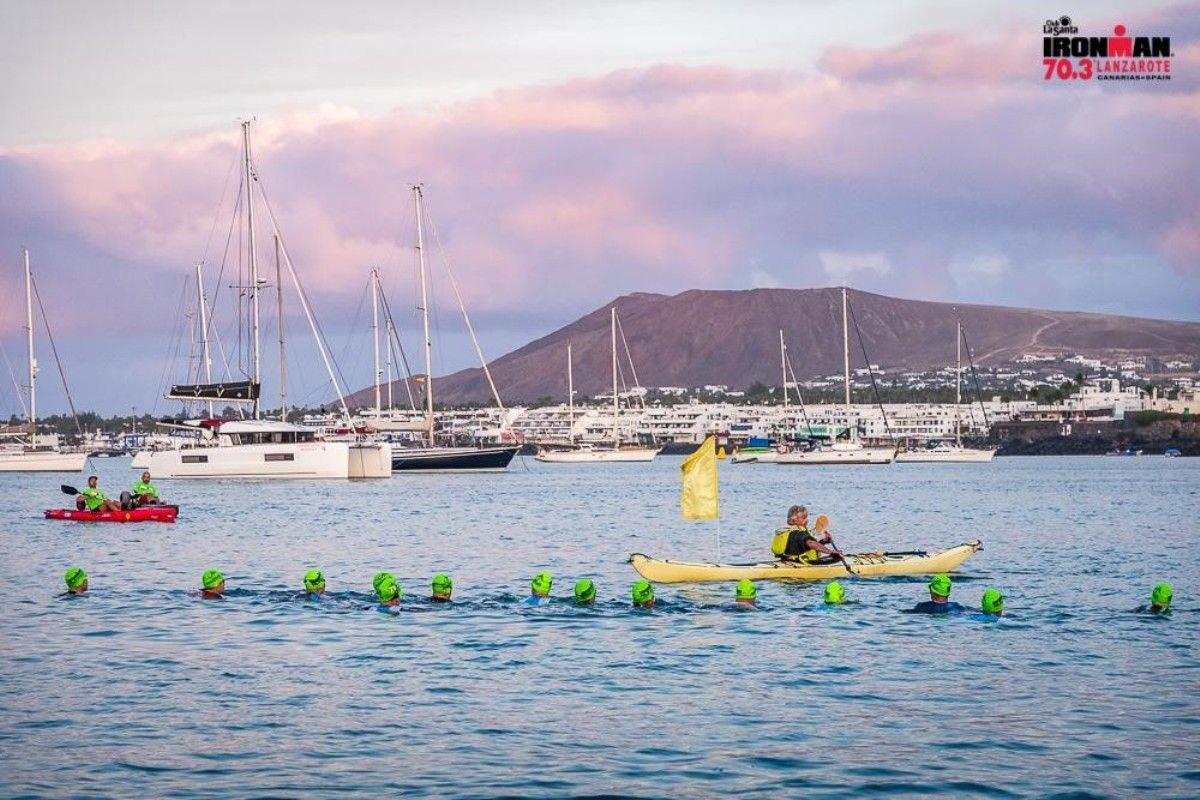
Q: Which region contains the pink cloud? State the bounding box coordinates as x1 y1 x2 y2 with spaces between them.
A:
1 9 1197 354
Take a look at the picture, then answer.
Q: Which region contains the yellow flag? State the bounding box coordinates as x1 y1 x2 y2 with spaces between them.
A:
680 435 719 520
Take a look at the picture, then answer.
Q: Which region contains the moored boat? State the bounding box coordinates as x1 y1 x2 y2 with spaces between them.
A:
628 540 982 583
45 505 179 523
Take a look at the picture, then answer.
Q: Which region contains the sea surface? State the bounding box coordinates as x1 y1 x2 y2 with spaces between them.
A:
2 455 1197 799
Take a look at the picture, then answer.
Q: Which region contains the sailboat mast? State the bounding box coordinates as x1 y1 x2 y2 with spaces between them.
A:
955 320 962 447
611 308 619 448
385 317 394 411
414 185 434 443
779 329 788 411
274 233 288 420
196 263 214 417
371 268 381 415
23 249 36 446
567 342 574 445
842 287 850 413
242 121 262 420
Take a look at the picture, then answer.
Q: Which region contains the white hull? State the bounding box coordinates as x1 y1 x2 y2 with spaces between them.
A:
535 446 661 463
130 451 149 470
144 441 351 479
0 450 87 472
348 442 392 478
776 446 895 465
895 447 996 463
731 450 779 464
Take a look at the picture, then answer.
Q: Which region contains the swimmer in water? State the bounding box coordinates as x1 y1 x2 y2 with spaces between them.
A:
303 569 326 599
64 567 88 595
906 574 965 614
523 572 553 606
631 579 655 609
824 581 846 605
735 579 757 606
376 577 402 612
201 569 225 599
1149 583 1173 614
574 579 597 606
430 574 453 603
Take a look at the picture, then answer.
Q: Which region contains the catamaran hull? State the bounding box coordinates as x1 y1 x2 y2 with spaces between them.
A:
895 448 996 463
0 451 87 472
391 445 519 472
629 541 982 583
348 442 392 478
144 442 351 479
776 447 896 465
535 447 661 463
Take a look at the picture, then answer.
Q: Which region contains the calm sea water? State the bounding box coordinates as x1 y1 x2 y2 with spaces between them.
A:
2 455 1197 799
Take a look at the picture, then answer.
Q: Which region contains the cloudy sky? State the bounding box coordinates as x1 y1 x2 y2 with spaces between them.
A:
1 0 1196 414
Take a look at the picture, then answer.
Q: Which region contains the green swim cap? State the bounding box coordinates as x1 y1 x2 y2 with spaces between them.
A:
303 569 325 591
531 571 553 595
735 579 757 600
372 572 394 593
1151 583 1173 608
202 569 224 590
824 581 846 604
431 574 453 594
64 566 87 590
377 578 402 602
573 578 597 603
929 574 952 598
981 588 1004 614
631 579 655 605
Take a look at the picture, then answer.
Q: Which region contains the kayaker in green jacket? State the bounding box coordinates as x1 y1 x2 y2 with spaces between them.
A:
132 472 162 505
75 475 122 512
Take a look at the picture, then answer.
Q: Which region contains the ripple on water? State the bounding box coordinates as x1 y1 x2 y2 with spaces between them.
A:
3 456 1198 798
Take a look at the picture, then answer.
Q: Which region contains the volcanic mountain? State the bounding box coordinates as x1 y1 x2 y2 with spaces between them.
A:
347 288 1200 405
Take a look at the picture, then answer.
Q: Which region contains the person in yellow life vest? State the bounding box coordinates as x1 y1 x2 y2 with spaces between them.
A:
75 475 122 512
132 471 162 506
772 504 843 563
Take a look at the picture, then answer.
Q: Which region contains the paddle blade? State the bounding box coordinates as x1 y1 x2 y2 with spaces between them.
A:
814 514 829 534
60 484 79 495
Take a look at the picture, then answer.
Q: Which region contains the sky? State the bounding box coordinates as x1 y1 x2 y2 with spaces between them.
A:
0 0 1197 414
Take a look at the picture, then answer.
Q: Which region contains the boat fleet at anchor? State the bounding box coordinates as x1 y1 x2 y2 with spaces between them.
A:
8 123 993 479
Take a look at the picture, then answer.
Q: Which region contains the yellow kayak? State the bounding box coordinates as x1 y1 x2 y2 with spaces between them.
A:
628 540 982 583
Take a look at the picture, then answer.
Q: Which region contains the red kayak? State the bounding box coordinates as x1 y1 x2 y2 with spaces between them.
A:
44 505 179 523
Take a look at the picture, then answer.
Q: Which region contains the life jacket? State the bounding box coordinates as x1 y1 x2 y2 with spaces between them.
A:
772 525 818 562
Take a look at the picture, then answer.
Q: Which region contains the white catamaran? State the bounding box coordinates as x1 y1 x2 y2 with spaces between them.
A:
0 249 87 472
536 307 660 463
776 287 896 465
143 121 389 479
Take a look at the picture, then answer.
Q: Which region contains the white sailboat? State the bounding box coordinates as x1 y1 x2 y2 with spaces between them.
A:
776 288 896 465
896 320 996 463
536 308 660 463
0 249 87 472
144 121 388 479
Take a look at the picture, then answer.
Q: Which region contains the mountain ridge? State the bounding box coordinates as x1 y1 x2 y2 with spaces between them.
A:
346 287 1200 405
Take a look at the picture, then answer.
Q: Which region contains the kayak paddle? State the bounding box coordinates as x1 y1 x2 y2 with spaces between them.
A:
60 484 79 496
814 514 855 574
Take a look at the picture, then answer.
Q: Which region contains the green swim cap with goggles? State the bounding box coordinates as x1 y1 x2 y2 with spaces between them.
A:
1151 583 1173 608
981 588 1004 614
735 579 757 601
531 571 553 595
202 569 225 590
431 574 453 595
373 572 394 593
824 581 846 604
377 578 402 602
574 579 597 604
928 574 952 598
303 569 325 591
631 579 655 605
64 567 87 590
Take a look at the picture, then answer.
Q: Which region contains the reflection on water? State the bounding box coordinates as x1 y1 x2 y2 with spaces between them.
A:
3 456 1198 797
